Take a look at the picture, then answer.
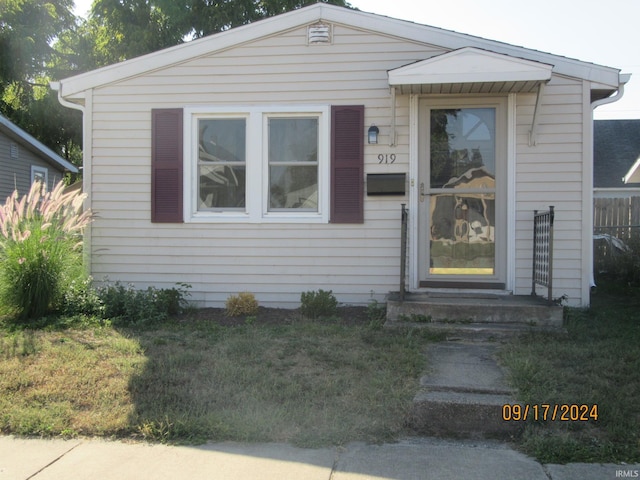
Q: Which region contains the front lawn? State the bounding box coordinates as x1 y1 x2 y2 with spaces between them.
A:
0 308 433 447
499 288 640 464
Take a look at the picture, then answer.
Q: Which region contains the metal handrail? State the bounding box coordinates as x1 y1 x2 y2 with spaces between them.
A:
532 206 555 304
400 203 408 302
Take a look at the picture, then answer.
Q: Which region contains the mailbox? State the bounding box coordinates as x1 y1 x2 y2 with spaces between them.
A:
366 173 406 196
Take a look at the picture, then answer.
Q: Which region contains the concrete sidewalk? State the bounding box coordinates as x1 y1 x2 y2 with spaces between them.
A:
1 436 637 480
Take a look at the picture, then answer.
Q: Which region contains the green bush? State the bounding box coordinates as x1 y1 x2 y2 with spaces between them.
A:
0 182 92 320
595 236 640 289
97 281 190 326
225 292 259 317
366 299 386 330
59 276 105 317
300 289 338 319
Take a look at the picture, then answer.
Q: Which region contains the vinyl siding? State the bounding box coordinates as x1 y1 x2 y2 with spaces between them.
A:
0 131 65 199
86 25 424 307
513 76 587 304
86 23 591 307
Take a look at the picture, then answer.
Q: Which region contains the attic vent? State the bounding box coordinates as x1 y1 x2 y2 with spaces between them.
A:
308 22 331 44
10 143 18 160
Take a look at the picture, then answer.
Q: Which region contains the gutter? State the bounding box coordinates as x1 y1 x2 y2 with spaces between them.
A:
50 81 85 114
591 73 631 110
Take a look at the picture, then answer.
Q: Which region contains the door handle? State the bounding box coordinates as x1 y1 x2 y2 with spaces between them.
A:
420 182 425 202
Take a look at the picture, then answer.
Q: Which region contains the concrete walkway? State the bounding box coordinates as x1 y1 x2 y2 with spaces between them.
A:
408 342 520 438
1 435 638 480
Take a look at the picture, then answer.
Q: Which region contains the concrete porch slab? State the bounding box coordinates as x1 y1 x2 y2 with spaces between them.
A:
387 292 564 328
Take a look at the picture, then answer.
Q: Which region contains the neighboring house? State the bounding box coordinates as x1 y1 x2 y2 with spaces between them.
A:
53 4 629 308
594 119 640 196
0 114 78 199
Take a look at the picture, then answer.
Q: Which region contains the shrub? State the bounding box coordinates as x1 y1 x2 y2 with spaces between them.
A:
225 292 259 317
366 299 387 330
0 181 92 320
97 281 191 326
300 289 338 319
595 235 640 289
59 276 105 317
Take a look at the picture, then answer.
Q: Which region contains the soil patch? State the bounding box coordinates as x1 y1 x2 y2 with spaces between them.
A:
179 305 371 327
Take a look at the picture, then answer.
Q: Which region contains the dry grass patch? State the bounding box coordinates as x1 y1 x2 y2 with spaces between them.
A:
0 327 144 437
0 315 433 447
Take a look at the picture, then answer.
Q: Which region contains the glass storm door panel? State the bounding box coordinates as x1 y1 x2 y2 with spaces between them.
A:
429 108 496 275
418 99 506 286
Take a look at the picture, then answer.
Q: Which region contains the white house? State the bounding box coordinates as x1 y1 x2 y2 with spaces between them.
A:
53 4 628 308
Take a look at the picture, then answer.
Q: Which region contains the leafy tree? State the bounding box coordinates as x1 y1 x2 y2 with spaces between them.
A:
0 0 82 166
0 0 76 91
0 0 352 169
88 0 352 64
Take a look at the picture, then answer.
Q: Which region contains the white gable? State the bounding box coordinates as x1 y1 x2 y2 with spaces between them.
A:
54 3 623 101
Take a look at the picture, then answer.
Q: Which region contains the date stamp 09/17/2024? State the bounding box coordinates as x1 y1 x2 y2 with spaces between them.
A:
501 404 640 478
501 403 599 422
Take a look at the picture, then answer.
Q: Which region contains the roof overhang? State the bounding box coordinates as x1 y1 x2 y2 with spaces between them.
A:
55 4 624 101
0 115 78 173
388 47 553 95
623 156 640 184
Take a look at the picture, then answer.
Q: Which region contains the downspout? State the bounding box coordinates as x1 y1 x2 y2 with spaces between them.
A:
50 81 92 276
587 73 631 291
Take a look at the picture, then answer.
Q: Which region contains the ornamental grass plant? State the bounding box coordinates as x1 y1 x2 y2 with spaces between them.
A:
0 181 92 320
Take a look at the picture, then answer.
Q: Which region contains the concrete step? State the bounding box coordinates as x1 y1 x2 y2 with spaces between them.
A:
406 342 524 440
387 292 564 328
386 321 566 342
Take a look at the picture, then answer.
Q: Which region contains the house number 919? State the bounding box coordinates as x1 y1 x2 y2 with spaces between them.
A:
378 154 396 164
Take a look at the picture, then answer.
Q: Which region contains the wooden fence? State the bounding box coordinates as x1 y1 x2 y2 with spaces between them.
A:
594 197 640 233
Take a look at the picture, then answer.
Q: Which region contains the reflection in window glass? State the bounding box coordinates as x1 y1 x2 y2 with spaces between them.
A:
198 118 246 210
429 193 495 275
268 118 318 211
430 108 495 189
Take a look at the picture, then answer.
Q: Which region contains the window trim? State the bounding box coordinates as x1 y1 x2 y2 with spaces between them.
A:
184 105 330 223
196 113 249 214
264 113 321 217
31 165 48 186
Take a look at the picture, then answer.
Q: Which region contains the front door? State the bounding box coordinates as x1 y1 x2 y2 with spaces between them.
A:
418 97 507 288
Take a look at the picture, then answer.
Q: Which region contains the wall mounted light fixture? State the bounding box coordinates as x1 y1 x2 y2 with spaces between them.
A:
368 124 379 144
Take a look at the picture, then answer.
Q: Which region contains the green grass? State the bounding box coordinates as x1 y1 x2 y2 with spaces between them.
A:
499 288 640 464
0 315 432 447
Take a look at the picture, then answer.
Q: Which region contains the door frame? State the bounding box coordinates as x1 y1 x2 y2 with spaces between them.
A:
408 93 516 292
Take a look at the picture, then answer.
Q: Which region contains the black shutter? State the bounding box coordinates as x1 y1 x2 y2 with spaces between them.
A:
331 105 364 223
151 108 183 223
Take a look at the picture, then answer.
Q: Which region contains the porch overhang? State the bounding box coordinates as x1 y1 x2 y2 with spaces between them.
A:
388 47 553 95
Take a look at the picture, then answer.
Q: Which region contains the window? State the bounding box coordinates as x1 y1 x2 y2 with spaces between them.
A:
198 118 246 210
31 166 48 186
184 106 329 223
267 116 319 212
151 106 364 224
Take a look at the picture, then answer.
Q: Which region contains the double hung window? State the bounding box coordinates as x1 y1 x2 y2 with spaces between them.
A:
186 106 328 223
198 118 246 211
268 116 319 211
